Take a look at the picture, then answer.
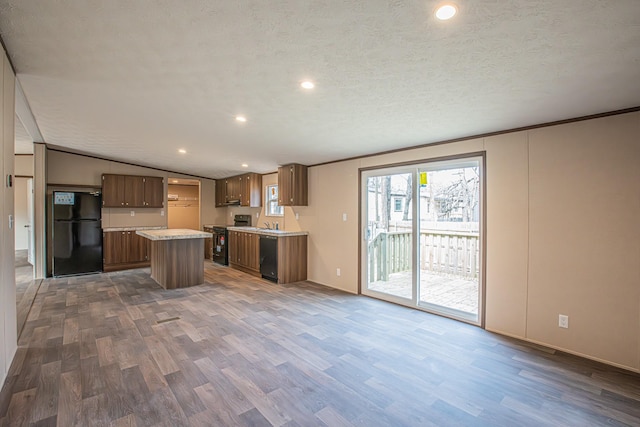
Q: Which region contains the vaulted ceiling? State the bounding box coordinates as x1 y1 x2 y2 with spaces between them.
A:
1 1 639 178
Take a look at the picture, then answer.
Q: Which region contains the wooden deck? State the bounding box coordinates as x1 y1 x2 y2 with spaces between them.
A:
1 262 639 426
368 270 479 314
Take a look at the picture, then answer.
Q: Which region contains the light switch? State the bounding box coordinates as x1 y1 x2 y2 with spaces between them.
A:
342 213 347 221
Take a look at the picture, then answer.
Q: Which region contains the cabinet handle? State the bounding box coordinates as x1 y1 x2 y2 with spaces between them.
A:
121 202 124 206
126 202 129 206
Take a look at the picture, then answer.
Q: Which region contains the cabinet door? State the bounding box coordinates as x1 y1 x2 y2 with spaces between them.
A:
278 164 307 206
277 166 291 206
215 179 226 207
204 236 212 259
249 233 260 270
228 231 239 264
239 175 249 206
238 232 248 266
232 176 243 201
102 174 126 207
128 231 148 263
246 173 262 207
103 231 126 264
143 177 164 207
290 164 308 206
124 176 145 207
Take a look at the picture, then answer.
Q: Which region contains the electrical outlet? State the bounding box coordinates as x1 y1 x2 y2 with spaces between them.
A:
161 210 165 216
295 212 299 220
336 268 341 277
130 211 135 217
342 213 347 221
558 314 569 329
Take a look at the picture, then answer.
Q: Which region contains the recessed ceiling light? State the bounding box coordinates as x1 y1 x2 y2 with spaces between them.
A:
301 81 315 90
241 163 248 168
178 149 187 154
235 115 247 122
435 4 457 20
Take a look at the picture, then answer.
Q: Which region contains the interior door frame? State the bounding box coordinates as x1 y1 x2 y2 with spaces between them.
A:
358 152 486 328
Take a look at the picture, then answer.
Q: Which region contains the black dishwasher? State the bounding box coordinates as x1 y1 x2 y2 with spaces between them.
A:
260 236 278 282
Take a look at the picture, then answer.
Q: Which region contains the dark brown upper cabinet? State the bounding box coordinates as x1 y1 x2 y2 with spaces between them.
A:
143 176 164 207
102 174 164 208
278 164 308 206
215 179 226 207
215 173 262 207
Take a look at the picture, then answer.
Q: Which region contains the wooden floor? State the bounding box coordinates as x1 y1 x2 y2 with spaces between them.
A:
1 263 639 427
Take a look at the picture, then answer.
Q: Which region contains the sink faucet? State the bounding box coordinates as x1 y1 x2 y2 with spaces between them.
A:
263 222 271 229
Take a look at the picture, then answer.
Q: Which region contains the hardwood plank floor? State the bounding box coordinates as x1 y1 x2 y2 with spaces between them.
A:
1 263 639 426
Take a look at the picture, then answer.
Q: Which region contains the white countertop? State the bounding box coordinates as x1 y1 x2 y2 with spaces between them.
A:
227 226 309 237
136 229 212 240
103 226 167 232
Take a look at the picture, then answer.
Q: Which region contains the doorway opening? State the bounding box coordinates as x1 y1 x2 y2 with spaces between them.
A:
361 155 484 325
167 178 201 230
15 166 40 336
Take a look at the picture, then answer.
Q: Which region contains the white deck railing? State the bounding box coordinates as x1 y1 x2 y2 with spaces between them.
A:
368 230 479 282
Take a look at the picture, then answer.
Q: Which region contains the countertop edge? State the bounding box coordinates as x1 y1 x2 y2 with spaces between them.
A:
227 226 309 237
103 226 167 232
136 229 213 241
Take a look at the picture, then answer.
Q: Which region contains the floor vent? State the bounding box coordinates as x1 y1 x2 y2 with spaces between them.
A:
156 316 180 324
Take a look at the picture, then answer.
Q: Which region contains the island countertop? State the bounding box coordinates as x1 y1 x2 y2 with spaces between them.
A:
136 229 212 241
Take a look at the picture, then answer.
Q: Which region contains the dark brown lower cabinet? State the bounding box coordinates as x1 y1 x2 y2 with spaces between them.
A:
229 231 307 284
228 231 260 274
103 230 151 272
276 235 307 284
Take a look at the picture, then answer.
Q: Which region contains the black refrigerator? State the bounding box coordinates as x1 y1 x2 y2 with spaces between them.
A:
53 191 103 277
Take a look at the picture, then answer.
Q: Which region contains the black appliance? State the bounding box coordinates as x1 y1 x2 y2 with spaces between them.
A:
208 226 228 265
260 235 278 282
52 191 103 277
207 214 253 266
234 214 251 227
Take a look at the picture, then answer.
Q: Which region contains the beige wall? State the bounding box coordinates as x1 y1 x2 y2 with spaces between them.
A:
0 47 17 387
305 112 640 372
14 154 33 176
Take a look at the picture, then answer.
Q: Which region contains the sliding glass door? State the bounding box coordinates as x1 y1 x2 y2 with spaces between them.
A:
364 169 415 303
362 156 483 324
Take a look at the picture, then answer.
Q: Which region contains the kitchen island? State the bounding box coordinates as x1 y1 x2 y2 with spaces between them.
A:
136 229 212 289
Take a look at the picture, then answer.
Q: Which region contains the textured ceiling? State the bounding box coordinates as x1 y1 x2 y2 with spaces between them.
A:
1 0 639 179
